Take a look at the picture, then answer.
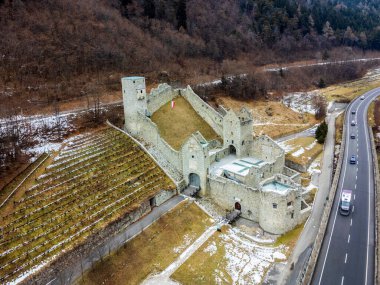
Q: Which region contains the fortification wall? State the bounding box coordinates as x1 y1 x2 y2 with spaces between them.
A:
135 113 183 172
259 188 301 234
182 86 224 136
208 175 260 221
209 147 229 164
147 84 178 114
282 166 302 184
251 136 285 173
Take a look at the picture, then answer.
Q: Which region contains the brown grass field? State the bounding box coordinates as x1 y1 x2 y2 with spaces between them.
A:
80 201 213 285
151 96 220 150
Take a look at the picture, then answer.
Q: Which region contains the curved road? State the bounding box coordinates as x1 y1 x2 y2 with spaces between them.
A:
312 88 379 285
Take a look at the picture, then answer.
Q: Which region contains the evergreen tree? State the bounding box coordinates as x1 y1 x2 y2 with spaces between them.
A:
176 0 187 30
315 121 328 144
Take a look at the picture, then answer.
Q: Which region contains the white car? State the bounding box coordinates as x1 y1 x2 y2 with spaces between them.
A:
360 96 365 100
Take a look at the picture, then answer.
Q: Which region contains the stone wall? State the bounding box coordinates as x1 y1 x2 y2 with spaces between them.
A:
259 188 301 234
282 166 302 184
209 147 229 164
250 135 285 173
134 112 183 172
208 175 260 221
182 86 224 136
154 190 176 206
147 84 178 115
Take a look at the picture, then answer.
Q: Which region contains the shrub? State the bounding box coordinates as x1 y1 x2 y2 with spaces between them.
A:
315 121 328 143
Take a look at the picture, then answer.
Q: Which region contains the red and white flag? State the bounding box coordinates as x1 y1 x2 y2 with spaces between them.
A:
171 100 175 109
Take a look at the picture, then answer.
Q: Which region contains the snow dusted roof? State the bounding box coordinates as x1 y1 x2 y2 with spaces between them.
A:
262 181 291 193
221 157 265 177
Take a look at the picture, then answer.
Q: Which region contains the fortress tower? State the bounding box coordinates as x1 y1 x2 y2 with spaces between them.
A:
122 76 147 133
222 107 254 157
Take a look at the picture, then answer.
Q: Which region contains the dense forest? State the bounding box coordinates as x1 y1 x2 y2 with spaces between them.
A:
0 0 380 108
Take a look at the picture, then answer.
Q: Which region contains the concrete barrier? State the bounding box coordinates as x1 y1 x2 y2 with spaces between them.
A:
368 126 380 285
301 113 346 284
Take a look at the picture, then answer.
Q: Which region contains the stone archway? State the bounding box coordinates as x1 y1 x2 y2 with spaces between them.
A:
189 173 201 189
235 202 241 211
229 145 236 155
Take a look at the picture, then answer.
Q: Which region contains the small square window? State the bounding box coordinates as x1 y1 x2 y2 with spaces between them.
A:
192 155 195 158
272 203 277 209
287 201 292 207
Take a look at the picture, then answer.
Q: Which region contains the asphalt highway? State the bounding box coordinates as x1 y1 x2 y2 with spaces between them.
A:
312 88 380 285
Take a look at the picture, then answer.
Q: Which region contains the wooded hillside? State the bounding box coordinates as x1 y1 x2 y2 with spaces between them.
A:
1 0 380 109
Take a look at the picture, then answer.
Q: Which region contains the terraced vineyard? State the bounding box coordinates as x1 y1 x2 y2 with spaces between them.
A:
0 127 175 283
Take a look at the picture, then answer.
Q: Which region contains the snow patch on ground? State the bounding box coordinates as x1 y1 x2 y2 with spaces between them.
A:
203 241 217 256
305 140 317 150
220 228 287 285
278 141 294 153
173 234 193 254
292 147 305 157
282 91 320 114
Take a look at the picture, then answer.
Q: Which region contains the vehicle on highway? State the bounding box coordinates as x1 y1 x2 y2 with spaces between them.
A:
351 110 356 114
350 155 357 164
351 134 356 139
339 189 353 216
360 95 365 100
351 120 356 126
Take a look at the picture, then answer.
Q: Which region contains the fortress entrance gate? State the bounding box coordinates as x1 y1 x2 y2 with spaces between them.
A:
189 173 201 189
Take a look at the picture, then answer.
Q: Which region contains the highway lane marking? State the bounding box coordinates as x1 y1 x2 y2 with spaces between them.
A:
348 234 350 243
362 90 379 285
355 184 357 189
352 205 355 213
317 90 378 285
341 276 344 285
317 99 354 285
350 219 352 226
354 194 356 200
345 253 348 263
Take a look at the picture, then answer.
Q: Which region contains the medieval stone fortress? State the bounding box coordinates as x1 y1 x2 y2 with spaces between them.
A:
122 76 311 234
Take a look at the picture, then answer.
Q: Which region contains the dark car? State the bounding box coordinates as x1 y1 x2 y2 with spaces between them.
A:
350 155 357 164
351 110 356 115
350 134 356 139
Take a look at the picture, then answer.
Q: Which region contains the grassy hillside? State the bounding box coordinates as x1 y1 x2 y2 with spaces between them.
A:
151 96 220 150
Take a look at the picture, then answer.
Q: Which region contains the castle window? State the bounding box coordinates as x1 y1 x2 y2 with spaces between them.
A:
242 141 245 146
141 90 143 93
232 140 234 144
133 80 135 83
192 155 195 158
287 201 292 207
291 212 294 219
272 203 277 209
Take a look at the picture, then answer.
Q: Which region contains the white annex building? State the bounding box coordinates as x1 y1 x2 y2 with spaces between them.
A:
122 76 311 234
